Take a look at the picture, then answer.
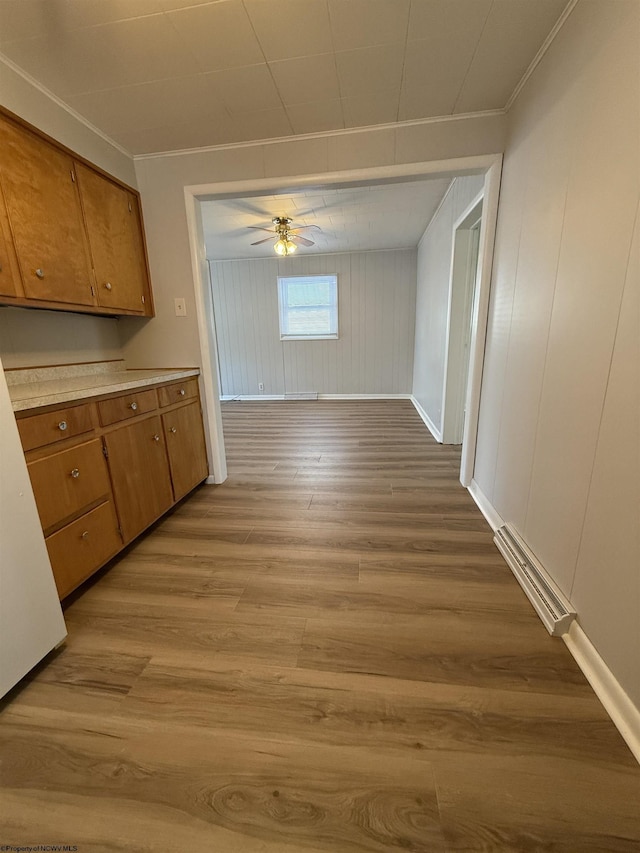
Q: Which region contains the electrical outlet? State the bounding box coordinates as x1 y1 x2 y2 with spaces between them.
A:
258 382 264 391
174 298 187 317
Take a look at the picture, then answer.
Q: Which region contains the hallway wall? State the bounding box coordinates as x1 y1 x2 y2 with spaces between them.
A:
412 174 484 436
473 0 639 708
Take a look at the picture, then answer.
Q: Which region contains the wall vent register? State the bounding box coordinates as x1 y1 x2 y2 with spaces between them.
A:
494 524 576 636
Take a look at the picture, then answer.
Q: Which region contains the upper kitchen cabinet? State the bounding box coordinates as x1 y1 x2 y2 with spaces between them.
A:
0 116 95 308
0 182 21 298
76 163 152 315
0 109 155 317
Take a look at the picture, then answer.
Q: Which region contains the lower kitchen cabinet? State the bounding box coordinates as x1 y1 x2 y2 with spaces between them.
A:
163 401 209 501
104 414 174 544
45 501 122 599
16 373 209 600
27 438 112 531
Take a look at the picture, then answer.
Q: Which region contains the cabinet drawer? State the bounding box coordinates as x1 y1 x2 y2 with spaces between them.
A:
17 403 94 452
27 438 111 532
158 378 199 408
45 500 122 600
98 388 157 426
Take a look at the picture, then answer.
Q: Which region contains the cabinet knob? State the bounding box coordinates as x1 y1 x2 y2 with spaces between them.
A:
58 420 68 431
35 268 45 279
104 282 112 291
70 468 80 479
153 434 160 442
169 426 177 434
129 401 138 411
179 388 185 396
81 530 89 540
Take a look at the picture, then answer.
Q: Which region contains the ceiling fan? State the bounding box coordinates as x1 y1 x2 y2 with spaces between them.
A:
248 216 320 256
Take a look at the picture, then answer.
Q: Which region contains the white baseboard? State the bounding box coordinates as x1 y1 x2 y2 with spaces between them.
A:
466 481 639 766
410 395 442 442
467 478 504 531
220 394 411 402
564 621 640 765
220 395 285 401
319 393 411 400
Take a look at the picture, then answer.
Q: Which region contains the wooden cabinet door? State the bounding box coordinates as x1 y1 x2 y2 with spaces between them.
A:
0 118 95 306
162 402 209 502
0 182 22 297
45 500 122 600
76 163 149 314
104 415 173 544
27 438 112 532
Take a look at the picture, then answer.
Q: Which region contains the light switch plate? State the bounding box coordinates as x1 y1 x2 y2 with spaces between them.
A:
174 298 187 317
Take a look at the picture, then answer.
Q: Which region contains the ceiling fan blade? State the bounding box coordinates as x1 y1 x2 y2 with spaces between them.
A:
290 234 315 247
289 224 321 232
251 236 275 246
247 226 275 233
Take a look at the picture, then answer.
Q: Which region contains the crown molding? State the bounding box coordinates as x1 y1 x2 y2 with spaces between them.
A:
133 109 505 161
0 51 133 158
504 0 579 112
0 0 577 165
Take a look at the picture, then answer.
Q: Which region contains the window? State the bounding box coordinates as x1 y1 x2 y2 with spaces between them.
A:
277 274 338 340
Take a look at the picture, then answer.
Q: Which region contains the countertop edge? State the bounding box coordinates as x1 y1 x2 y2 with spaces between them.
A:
11 368 201 413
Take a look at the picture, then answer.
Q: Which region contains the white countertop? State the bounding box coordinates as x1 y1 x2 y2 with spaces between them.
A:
7 361 200 412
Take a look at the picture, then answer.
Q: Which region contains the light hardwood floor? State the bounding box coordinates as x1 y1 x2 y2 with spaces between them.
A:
1 400 639 852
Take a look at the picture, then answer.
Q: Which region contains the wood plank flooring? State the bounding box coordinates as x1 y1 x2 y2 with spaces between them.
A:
1 400 639 852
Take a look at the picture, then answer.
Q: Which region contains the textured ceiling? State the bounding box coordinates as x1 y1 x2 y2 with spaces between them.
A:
202 177 454 260
0 0 570 154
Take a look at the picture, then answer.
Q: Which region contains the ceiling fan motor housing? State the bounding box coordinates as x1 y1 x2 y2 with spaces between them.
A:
273 216 292 234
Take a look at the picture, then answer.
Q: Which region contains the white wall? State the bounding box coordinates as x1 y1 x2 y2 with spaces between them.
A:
121 113 506 372
0 57 137 370
212 249 417 397
412 175 484 434
473 0 639 706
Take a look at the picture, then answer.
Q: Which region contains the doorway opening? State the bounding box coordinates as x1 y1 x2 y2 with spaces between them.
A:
183 156 502 488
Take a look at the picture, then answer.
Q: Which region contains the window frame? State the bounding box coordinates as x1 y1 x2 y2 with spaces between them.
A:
277 273 339 341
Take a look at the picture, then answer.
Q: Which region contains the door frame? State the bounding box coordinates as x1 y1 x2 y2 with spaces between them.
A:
183 154 503 486
441 193 484 446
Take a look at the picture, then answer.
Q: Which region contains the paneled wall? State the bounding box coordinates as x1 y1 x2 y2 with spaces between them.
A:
211 249 417 397
474 0 639 706
412 175 485 434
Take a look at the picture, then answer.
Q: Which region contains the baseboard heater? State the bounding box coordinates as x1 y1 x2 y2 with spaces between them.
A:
284 392 318 400
494 524 576 636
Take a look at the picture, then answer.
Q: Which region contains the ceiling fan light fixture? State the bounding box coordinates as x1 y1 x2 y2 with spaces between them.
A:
274 237 297 256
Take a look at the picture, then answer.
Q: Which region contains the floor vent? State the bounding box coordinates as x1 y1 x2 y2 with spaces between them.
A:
494 525 576 636
284 392 318 401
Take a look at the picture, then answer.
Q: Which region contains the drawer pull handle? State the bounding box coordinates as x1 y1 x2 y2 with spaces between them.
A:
104 282 112 291
169 426 177 434
81 530 89 540
129 402 138 411
153 434 160 442
179 388 185 396
70 468 80 479
35 268 45 279
58 420 68 431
